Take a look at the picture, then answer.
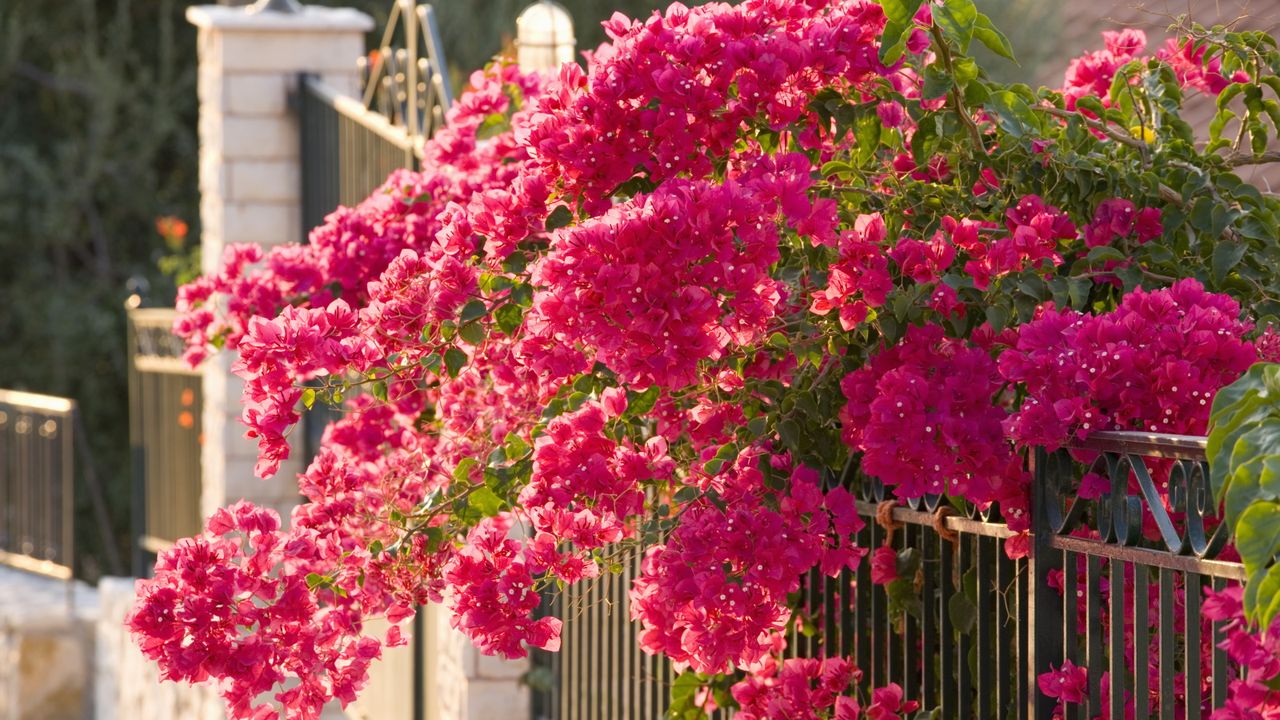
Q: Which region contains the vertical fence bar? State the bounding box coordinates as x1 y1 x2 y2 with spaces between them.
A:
976 535 995 719
1159 568 1176 720
1210 576 1229 710
920 527 938 711
1085 556 1104 719
1133 566 1151 720
1109 560 1126 720
1184 573 1202 720
957 534 973 719
939 532 957 719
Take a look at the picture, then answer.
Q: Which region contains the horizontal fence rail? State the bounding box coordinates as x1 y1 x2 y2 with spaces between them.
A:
538 431 1247 720
0 389 75 581
127 305 204 573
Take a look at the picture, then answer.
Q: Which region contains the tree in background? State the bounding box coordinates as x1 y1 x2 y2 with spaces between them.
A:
0 0 198 578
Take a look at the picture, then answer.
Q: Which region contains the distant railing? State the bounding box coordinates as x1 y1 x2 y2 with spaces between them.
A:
126 303 204 574
537 431 1246 719
0 389 76 581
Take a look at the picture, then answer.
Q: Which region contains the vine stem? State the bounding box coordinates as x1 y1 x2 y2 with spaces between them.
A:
928 24 984 149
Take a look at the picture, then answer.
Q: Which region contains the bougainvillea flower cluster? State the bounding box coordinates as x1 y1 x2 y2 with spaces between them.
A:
130 2 1280 718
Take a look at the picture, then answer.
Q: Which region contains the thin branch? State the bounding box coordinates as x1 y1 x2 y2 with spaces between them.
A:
1223 149 1280 166
1038 106 1147 150
929 25 985 149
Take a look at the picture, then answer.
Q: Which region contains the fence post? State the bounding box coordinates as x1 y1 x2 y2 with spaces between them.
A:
186 3 372 522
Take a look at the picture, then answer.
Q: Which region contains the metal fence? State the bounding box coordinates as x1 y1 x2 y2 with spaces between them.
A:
538 431 1246 720
295 6 451 718
297 0 450 238
126 304 205 575
0 389 76 580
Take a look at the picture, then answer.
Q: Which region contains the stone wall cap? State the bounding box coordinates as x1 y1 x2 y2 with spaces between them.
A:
187 4 374 32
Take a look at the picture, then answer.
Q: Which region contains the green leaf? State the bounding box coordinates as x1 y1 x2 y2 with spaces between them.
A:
444 347 468 377
985 303 1010 332
468 486 506 517
934 0 977 51
948 589 977 634
972 14 1016 61
714 442 738 461
1236 502 1280 573
880 0 925 24
475 112 509 140
545 205 573 232
1067 277 1092 310
494 303 524 336
371 380 388 402
458 322 486 345
629 386 661 416
952 57 980 88
1084 245 1127 264
778 418 801 448
922 64 954 100
306 573 330 591
985 90 1037 137
502 252 528 275
301 387 316 410
854 106 883 165
504 431 530 459
820 160 855 178
419 352 441 373
1212 241 1248 286
1247 562 1280 628
673 486 701 504
453 457 480 483
459 299 487 324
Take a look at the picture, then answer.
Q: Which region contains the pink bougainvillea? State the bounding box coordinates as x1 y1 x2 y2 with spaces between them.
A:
135 3 1280 717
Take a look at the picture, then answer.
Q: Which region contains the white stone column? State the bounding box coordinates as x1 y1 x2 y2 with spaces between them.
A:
187 8 531 720
187 4 372 522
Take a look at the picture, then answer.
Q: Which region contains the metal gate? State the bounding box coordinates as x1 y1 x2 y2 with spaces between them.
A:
542 431 1247 720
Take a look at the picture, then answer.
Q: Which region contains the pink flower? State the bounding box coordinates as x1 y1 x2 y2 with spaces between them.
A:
869 546 898 585
1039 660 1088 704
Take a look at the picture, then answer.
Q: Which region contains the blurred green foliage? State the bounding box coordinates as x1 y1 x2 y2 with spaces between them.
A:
0 0 198 579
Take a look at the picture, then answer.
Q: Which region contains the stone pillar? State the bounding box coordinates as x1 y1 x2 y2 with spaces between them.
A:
187 4 372 521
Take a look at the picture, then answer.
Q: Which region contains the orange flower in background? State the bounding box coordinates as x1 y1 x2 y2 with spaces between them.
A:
155 216 189 249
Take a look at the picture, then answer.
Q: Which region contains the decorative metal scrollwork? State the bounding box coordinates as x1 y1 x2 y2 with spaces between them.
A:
1042 431 1227 559
357 0 453 141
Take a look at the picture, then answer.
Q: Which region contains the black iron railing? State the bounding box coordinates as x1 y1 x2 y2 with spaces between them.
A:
537 431 1246 719
0 389 76 580
126 304 204 574
298 75 422 237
